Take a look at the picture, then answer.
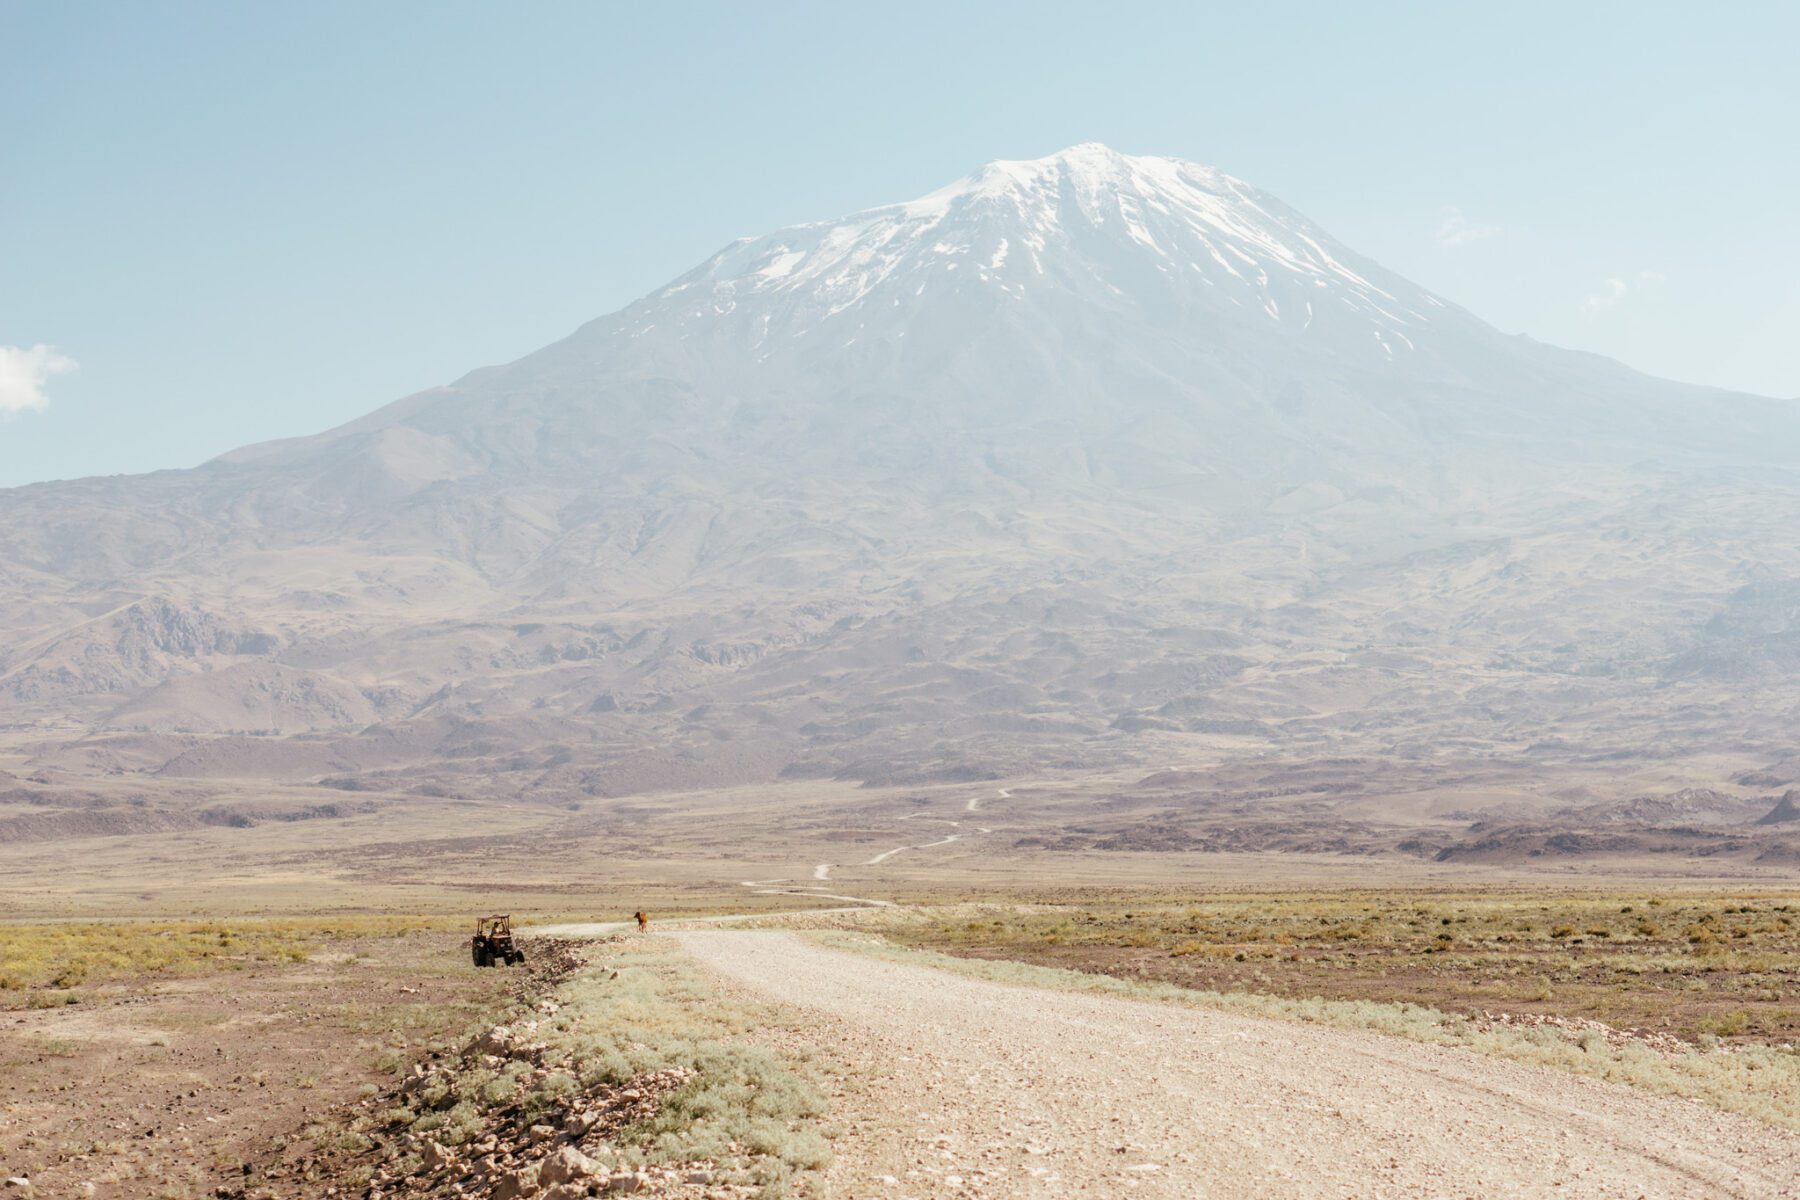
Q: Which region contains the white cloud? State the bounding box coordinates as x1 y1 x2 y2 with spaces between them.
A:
1433 206 1501 248
1581 270 1664 315
1581 278 1630 313
0 344 78 415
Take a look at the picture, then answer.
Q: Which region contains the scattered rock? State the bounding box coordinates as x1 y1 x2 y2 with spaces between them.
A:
477 1026 518 1056
491 1165 539 1200
1470 1009 1691 1055
539 1144 603 1188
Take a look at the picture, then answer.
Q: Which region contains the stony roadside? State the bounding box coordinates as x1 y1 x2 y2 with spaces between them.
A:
247 936 816 1200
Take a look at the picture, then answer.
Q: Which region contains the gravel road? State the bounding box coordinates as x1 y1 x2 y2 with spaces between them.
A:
678 930 1800 1199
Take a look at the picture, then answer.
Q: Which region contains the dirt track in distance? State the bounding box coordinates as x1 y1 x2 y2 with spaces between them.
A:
679 930 1800 1199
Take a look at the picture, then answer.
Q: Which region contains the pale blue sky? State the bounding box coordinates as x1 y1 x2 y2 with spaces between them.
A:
4 1 1796 486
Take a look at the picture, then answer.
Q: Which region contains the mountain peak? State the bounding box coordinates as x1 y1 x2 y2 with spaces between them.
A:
1043 140 1126 159
618 144 1447 373
911 142 1228 215
978 141 1155 182
984 141 1204 177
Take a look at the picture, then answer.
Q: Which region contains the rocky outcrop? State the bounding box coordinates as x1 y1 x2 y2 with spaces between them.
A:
1756 790 1800 825
0 595 277 702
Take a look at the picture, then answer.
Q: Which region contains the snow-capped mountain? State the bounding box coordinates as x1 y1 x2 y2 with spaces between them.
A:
220 143 1796 518
4 145 1800 808
644 142 1445 361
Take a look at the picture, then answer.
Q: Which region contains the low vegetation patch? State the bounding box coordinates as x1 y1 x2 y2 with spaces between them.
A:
270 934 830 1198
0 916 460 1007
884 889 1800 1045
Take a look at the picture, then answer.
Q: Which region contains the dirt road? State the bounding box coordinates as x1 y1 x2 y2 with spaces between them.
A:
679 930 1800 1199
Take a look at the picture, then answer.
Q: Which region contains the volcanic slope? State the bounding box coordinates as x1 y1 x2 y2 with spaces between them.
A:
4 144 1800 824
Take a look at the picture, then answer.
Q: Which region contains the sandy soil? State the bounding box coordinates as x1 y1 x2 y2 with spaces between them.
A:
678 930 1800 1199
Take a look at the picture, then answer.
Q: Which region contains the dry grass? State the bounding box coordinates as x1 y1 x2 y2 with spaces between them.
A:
886 889 1800 1044
337 935 832 1196
561 937 833 1187
0 916 459 1007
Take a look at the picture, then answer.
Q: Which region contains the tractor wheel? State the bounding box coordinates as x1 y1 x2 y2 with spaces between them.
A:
513 949 526 965
471 942 482 967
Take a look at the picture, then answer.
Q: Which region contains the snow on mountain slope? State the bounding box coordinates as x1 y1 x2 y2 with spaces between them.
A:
650 143 1443 361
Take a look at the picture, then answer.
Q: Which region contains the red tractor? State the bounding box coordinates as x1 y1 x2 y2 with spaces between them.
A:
470 914 525 967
